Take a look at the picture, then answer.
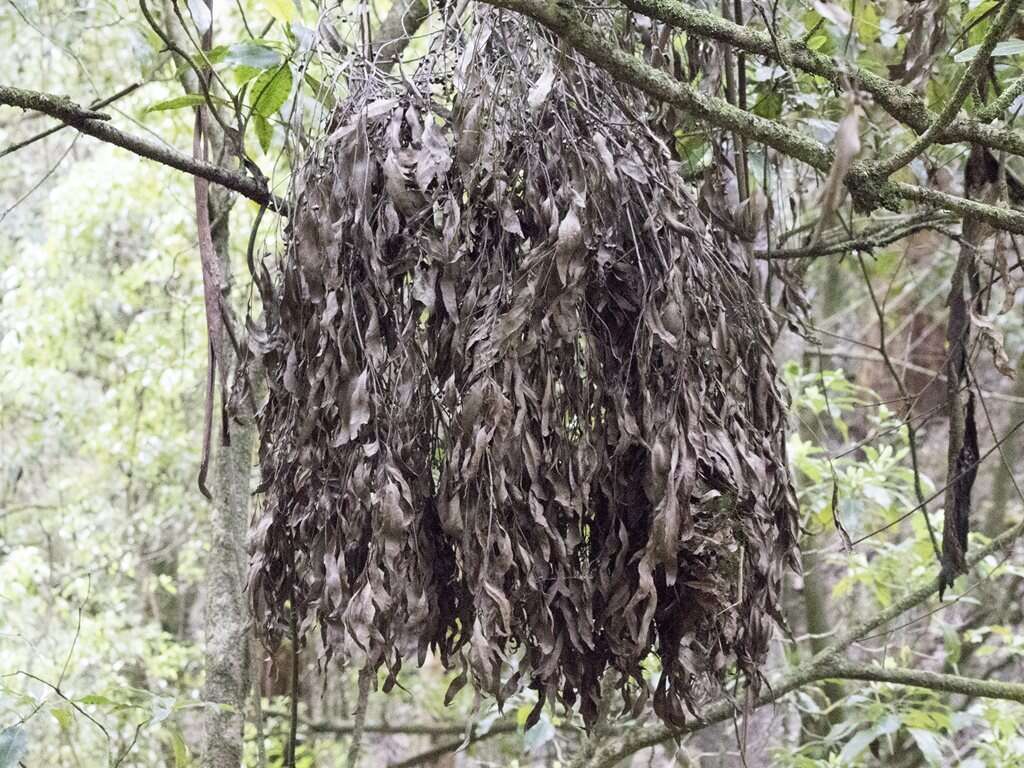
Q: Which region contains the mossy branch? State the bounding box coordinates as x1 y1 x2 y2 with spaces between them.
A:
876 0 1024 175
9 7 1024 236
622 0 1024 158
485 0 835 170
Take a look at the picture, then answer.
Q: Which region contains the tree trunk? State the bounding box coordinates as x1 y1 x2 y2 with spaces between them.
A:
203 395 254 767
202 184 254 767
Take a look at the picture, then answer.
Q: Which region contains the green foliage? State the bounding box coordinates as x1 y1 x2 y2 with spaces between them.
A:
779 366 1024 766
249 64 293 118
0 119 255 765
785 364 933 549
778 670 957 766
0 726 28 768
146 94 209 112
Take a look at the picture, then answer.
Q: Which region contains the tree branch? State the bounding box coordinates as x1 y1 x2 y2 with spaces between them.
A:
484 0 835 170
876 0 1024 175
0 84 287 214
977 74 1024 123
576 519 1024 767
387 723 519 768
756 214 954 259
621 0 1024 159
0 81 144 159
9 13 1024 236
308 721 500 736
480 2 1024 236
892 181 1024 234
828 661 1024 703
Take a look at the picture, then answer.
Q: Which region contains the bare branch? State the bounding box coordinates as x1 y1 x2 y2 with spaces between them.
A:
757 214 954 259
387 723 520 768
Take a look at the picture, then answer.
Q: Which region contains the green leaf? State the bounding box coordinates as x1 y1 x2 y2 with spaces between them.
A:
78 694 117 706
908 728 945 766
250 65 293 117
166 726 190 767
234 65 263 86
514 703 531 728
855 2 879 44
0 726 28 768
145 95 207 113
837 727 877 764
807 33 829 51
303 73 337 109
253 113 274 153
203 44 231 65
224 42 282 70
264 0 298 23
51 706 73 730
954 38 1024 63
963 0 997 28
752 90 783 120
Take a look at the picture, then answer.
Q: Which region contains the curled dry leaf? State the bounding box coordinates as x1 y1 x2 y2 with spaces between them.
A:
810 98 862 246
970 311 1015 378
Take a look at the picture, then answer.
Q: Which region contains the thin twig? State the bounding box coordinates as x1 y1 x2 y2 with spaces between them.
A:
856 253 942 562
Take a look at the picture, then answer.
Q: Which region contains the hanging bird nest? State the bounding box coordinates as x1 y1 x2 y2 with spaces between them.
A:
249 9 799 726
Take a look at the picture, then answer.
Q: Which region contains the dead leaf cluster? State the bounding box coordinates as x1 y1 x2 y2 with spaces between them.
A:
249 10 799 727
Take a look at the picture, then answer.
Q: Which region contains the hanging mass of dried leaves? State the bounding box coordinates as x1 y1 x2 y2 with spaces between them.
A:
248 9 799 726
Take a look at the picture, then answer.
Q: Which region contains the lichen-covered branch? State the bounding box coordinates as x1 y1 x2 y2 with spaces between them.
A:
0 84 286 212
892 181 1024 234
483 0 835 170
479 2 1024 236
976 74 1024 123
622 0 1024 160
876 0 1024 175
827 661 1024 703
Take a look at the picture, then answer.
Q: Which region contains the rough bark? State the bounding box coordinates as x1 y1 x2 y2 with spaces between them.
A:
203 387 254 768
372 0 430 70
142 0 258 763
